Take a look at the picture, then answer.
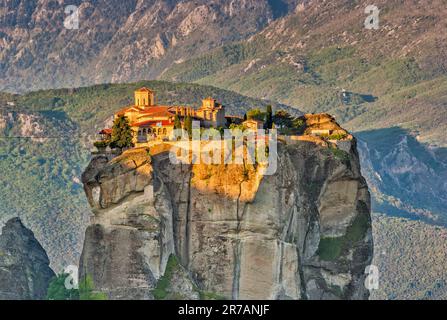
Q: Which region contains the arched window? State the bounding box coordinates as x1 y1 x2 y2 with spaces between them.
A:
147 128 152 134
163 128 167 135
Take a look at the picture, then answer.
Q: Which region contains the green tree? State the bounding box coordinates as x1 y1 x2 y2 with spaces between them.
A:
229 123 245 131
265 105 273 129
111 115 134 149
46 274 80 300
173 114 182 130
79 275 107 300
292 118 306 133
184 115 193 137
247 108 265 121
273 110 294 129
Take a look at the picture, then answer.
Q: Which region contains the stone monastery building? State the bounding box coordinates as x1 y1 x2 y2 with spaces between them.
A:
106 87 226 144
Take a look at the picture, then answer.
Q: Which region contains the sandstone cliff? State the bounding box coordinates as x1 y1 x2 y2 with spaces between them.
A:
0 218 55 300
80 123 373 300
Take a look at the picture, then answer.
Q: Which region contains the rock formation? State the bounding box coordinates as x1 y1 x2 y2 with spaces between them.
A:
0 218 55 300
80 118 373 300
0 0 299 93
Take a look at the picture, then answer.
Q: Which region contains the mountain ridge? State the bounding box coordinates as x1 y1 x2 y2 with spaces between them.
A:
0 0 300 93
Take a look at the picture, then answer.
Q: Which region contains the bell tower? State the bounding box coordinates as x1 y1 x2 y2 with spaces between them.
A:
135 87 155 109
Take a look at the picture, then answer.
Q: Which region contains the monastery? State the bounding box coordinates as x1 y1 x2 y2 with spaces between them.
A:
100 88 226 145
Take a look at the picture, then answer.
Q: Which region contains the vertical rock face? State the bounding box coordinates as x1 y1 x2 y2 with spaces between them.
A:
0 218 55 300
81 128 373 300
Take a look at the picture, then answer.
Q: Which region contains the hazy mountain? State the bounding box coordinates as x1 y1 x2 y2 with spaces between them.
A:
0 0 299 93
372 213 447 300
161 0 447 147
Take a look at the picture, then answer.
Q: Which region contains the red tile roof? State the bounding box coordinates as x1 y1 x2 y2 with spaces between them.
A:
99 128 112 135
115 105 143 116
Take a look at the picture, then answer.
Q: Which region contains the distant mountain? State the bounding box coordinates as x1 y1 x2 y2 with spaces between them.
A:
161 0 447 147
0 0 299 93
372 213 447 300
358 128 447 225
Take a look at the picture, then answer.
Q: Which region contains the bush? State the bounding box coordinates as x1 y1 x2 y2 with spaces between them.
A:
79 275 108 300
317 212 369 261
93 140 110 149
46 274 80 300
328 133 348 140
152 255 180 300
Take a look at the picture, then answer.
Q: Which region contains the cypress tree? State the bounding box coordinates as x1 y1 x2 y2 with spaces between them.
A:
265 105 273 129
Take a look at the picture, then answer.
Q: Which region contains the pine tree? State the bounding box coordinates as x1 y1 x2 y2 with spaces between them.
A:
111 115 134 149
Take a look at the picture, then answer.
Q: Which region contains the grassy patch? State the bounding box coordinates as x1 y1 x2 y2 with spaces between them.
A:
329 284 344 298
152 255 180 300
317 212 370 261
199 291 227 300
329 146 350 162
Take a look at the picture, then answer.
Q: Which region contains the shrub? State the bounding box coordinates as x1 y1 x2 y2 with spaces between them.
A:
317 213 369 261
46 274 80 300
93 140 110 149
152 255 180 300
328 133 348 140
79 275 108 300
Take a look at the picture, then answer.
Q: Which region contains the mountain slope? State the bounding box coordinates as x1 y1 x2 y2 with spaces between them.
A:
161 0 447 147
372 213 447 300
0 0 299 93
357 128 447 225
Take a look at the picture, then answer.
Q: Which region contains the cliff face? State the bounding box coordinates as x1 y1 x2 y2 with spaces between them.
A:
81 128 373 300
0 218 55 300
